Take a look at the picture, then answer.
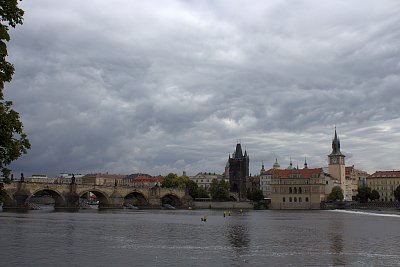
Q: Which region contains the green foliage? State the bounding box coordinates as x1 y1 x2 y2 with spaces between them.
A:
209 179 229 201
246 188 252 200
196 186 209 198
175 175 189 189
0 0 30 178
395 185 400 202
328 186 344 201
0 183 7 203
1 0 24 97
370 189 380 201
251 189 264 202
161 173 179 188
246 188 264 202
356 186 372 203
161 173 190 191
186 180 198 199
0 101 30 178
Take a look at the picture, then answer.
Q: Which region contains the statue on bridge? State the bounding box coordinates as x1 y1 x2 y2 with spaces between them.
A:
70 174 76 185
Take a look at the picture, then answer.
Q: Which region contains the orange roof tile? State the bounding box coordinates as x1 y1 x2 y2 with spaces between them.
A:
265 168 323 179
369 170 400 178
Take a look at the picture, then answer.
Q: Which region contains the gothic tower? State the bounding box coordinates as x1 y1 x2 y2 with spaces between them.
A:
229 143 249 200
328 128 346 200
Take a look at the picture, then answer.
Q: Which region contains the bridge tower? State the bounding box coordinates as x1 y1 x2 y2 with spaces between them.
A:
229 142 249 201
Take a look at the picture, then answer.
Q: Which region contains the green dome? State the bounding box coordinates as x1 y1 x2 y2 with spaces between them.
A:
273 158 280 168
286 160 294 170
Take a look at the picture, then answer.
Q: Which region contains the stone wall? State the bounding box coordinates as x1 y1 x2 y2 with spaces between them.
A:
193 201 253 209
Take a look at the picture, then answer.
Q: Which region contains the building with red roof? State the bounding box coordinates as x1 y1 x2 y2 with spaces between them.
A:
269 167 327 209
367 171 400 202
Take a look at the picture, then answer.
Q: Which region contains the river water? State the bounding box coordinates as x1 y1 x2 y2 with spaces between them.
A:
0 208 399 266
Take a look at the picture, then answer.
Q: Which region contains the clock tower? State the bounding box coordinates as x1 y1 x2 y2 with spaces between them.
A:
328 128 346 200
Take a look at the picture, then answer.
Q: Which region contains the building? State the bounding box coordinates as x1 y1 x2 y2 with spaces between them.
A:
367 171 400 202
345 166 369 200
260 159 281 198
228 143 249 200
246 175 260 192
189 172 226 189
269 168 327 209
56 173 84 184
328 128 347 200
121 175 164 188
82 173 127 186
122 173 152 185
355 169 369 188
324 172 342 197
25 174 57 184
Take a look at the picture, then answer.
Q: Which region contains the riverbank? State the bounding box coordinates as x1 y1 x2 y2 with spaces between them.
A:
192 201 253 209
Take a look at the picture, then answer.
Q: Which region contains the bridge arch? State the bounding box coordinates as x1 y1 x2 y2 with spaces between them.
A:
28 188 65 207
78 190 110 207
1 191 15 207
161 193 182 207
123 191 148 207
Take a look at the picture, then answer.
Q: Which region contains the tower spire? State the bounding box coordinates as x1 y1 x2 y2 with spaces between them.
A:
260 161 265 174
331 127 342 155
304 157 308 169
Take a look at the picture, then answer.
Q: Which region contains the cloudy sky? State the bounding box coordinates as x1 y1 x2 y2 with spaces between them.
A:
5 0 400 177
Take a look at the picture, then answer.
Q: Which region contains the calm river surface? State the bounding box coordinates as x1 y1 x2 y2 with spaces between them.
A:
1 208 400 266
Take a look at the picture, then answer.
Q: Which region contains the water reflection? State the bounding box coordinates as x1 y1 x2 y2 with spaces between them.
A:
227 224 250 249
328 216 346 266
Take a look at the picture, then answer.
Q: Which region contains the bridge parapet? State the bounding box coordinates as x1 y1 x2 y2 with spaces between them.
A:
2 182 191 209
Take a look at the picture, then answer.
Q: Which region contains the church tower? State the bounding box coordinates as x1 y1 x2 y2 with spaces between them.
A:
328 128 346 200
229 142 249 200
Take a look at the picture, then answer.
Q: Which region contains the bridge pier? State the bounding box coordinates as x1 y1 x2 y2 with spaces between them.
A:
105 191 124 209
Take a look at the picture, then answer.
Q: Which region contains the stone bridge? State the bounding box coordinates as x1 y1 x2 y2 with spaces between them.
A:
1 181 192 210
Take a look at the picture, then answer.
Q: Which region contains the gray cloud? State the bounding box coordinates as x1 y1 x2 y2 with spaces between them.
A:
5 0 400 177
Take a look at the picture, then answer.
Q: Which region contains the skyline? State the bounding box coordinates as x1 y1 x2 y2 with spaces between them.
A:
4 0 400 177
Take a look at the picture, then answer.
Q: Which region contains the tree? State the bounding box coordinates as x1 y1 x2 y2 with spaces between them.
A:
395 185 400 202
161 173 194 194
356 186 372 203
251 189 264 202
246 188 264 202
246 188 252 200
370 190 380 201
161 173 179 188
209 179 229 201
175 175 189 189
0 0 31 179
186 180 198 199
196 186 209 198
328 186 343 201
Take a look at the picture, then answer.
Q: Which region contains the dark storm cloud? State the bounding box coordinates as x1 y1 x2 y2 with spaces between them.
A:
5 0 400 176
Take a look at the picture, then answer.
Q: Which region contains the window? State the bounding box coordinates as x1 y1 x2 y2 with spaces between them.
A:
299 187 302 194
289 187 292 194
305 197 309 202
299 197 302 202
283 197 286 202
289 197 292 202
294 187 297 194
294 197 297 202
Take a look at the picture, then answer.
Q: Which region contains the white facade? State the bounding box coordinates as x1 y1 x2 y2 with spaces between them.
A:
260 172 271 198
190 172 227 189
